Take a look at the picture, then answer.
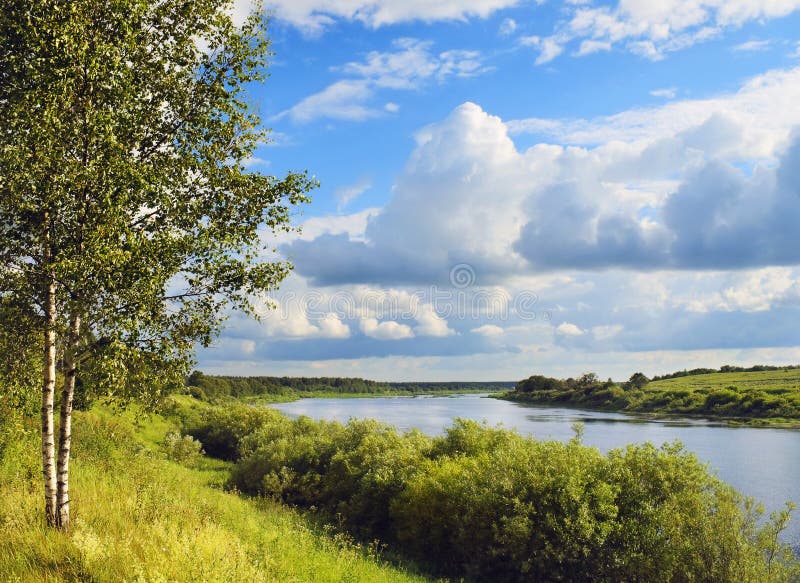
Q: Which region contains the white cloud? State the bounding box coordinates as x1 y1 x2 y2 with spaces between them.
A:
277 39 489 123
472 324 505 336
733 39 772 51
249 0 522 33
257 296 352 340
538 0 800 62
274 80 378 123
338 39 488 88
575 39 613 56
650 87 677 99
287 66 800 286
414 304 455 337
241 339 257 355
335 177 372 210
267 207 380 247
499 18 517 37
242 156 271 168
318 313 351 338
508 67 800 156
360 318 415 340
521 35 565 65
556 322 585 336
676 268 800 313
263 305 319 338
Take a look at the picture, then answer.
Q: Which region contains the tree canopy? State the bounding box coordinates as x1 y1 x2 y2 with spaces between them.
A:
0 0 314 528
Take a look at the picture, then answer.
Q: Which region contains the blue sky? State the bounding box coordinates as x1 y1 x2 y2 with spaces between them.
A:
197 0 800 381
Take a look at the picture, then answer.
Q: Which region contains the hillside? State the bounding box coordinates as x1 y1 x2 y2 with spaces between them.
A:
504 366 800 426
0 404 425 582
3 395 798 581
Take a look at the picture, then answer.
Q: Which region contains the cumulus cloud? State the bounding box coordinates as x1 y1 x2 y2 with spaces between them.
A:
276 39 490 123
556 322 585 336
414 304 456 337
508 67 800 151
675 268 800 313
360 318 415 340
472 324 505 336
258 298 352 340
284 102 531 285
318 313 352 338
286 67 800 285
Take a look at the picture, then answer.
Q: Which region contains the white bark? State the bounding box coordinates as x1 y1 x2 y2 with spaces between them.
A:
41 273 57 526
56 313 80 530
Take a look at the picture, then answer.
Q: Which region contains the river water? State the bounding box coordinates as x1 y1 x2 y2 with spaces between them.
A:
271 393 800 551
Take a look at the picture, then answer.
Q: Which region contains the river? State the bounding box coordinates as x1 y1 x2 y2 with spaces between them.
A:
271 393 800 551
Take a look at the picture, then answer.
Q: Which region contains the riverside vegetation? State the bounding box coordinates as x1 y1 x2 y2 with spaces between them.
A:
179 398 799 582
2 388 799 581
0 399 425 582
504 365 800 426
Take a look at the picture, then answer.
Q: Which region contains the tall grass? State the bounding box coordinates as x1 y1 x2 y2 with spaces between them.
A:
0 409 425 583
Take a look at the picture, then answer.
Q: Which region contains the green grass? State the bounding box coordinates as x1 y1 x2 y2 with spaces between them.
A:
0 404 428 583
505 368 800 427
648 368 800 393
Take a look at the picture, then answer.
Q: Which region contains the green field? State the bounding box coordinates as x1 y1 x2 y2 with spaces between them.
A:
0 402 425 583
504 367 800 426
649 368 800 394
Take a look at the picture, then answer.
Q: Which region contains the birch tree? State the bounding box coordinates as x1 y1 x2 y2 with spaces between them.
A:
0 0 313 529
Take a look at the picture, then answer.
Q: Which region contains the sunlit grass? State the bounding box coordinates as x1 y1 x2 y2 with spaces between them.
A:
0 408 427 583
649 369 800 394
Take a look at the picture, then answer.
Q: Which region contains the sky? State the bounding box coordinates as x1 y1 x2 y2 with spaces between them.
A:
197 0 800 381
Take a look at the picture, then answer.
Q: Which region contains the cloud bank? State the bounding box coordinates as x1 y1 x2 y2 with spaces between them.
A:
284 67 800 285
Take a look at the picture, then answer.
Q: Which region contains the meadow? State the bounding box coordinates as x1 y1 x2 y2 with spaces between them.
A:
505 367 800 426
3 384 799 581
0 403 425 583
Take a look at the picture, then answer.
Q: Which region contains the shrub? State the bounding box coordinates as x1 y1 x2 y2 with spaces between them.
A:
163 431 203 465
184 405 284 460
199 405 799 582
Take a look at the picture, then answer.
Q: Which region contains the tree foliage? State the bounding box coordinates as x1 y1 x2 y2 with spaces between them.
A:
0 0 313 528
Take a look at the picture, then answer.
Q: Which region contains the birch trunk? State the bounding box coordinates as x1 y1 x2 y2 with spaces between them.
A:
41 273 58 527
56 312 80 530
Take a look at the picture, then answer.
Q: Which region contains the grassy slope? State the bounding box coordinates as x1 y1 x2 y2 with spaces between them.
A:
649 369 800 393
0 403 426 583
505 369 800 427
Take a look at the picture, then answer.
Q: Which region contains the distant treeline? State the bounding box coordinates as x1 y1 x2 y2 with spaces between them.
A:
651 364 800 381
185 371 514 401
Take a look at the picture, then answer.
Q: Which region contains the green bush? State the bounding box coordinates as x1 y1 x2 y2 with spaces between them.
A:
199 407 799 582
184 405 284 460
162 431 203 465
